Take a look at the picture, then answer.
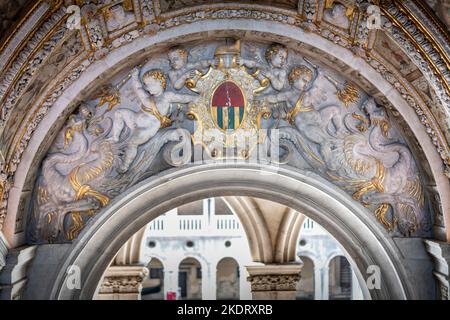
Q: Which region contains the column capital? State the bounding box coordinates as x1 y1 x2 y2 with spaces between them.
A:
98 265 149 297
246 263 302 299
246 264 302 292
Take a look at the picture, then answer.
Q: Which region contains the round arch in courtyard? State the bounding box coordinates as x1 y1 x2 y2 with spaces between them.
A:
0 1 448 301
31 163 416 300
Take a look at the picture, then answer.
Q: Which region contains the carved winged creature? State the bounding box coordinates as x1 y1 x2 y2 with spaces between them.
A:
264 61 426 236
29 66 196 243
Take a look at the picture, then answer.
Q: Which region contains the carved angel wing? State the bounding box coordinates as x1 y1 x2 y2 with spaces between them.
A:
244 43 266 66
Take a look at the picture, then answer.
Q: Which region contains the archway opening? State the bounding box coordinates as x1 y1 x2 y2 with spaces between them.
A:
216 257 240 300
91 195 373 300
137 197 252 300
0 0 447 303
296 256 314 300
178 258 202 300
32 165 413 300
142 258 165 300
328 256 352 300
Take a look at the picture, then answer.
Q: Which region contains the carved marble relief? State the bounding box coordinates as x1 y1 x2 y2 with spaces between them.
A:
0 32 85 155
28 39 430 243
322 2 352 30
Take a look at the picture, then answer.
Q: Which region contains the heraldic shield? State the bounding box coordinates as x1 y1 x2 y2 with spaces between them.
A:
211 81 245 130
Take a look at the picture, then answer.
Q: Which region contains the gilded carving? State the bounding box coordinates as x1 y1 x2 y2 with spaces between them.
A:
25 39 432 241
29 64 195 242
261 58 428 236
0 1 447 240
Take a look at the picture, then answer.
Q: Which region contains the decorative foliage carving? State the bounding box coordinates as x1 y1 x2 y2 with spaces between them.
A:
247 274 301 291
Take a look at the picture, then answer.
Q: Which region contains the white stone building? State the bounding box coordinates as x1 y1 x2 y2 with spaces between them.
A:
140 198 363 300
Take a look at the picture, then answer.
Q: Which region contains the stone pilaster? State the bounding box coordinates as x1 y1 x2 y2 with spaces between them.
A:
424 240 450 300
96 265 149 300
246 263 302 300
0 245 36 300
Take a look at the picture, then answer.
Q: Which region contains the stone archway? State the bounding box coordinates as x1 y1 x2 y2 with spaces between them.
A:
0 1 448 301
23 163 422 300
6 19 450 247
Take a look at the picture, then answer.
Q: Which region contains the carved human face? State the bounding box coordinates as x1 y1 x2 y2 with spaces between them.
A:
143 76 164 96
270 48 287 68
168 50 187 70
292 74 311 91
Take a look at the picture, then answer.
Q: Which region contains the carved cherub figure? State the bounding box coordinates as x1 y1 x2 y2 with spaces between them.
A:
108 67 198 173
167 46 216 90
263 65 346 167
265 65 343 136
239 43 288 91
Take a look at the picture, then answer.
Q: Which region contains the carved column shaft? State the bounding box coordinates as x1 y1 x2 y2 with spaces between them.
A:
0 233 7 272
424 240 450 300
96 265 149 300
246 263 302 300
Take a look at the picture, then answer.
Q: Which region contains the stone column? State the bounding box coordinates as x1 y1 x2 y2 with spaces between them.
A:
246 263 302 300
424 240 450 300
321 266 329 300
313 265 322 300
240 265 252 299
202 263 216 300
96 265 148 300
